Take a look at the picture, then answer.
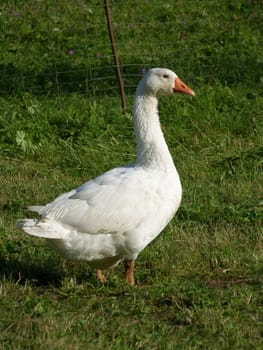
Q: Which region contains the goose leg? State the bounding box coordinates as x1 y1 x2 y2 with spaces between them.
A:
96 269 107 283
125 260 135 286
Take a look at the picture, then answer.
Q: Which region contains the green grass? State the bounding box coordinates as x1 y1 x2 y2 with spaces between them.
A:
0 1 263 349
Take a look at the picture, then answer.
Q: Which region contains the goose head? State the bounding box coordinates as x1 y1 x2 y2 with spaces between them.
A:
137 68 195 97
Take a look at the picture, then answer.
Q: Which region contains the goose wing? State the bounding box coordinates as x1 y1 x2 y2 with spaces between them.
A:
35 166 162 235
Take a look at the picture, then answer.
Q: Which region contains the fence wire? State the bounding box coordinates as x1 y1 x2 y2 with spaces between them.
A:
0 0 261 98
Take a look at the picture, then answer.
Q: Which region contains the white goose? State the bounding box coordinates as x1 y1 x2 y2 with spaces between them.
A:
18 68 195 285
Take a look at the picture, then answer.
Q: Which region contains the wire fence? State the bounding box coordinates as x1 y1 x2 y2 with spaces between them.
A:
0 0 261 100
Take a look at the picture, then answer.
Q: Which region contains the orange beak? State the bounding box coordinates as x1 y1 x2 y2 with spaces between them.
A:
173 77 195 96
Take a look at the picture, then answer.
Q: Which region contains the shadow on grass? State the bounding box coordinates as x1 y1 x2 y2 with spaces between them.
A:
0 254 63 287
1 49 261 97
0 253 99 288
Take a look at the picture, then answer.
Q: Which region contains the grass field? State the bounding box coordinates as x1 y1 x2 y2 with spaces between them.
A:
0 1 263 349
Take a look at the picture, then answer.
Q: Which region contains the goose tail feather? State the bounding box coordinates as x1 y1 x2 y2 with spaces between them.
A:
17 218 68 239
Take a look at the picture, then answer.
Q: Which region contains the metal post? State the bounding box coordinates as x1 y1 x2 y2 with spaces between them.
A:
104 0 126 113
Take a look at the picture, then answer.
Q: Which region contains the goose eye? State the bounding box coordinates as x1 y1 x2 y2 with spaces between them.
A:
163 74 169 79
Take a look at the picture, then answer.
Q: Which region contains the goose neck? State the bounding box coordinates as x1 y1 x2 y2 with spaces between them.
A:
133 94 175 170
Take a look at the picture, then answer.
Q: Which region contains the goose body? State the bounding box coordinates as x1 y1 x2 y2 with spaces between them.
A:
18 68 195 284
